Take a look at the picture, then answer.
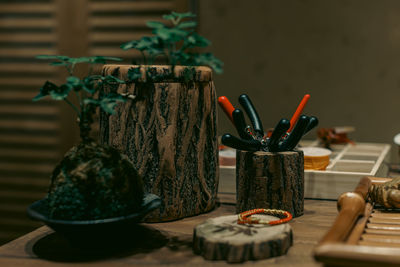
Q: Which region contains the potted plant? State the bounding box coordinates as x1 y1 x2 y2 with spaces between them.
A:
27 56 161 236
100 12 223 222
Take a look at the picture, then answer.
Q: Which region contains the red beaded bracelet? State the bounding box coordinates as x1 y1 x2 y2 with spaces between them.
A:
237 208 293 225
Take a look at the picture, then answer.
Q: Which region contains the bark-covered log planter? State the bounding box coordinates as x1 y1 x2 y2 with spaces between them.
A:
100 65 219 222
236 150 304 217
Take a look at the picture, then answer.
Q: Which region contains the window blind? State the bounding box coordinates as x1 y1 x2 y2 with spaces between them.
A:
0 0 189 245
0 0 59 244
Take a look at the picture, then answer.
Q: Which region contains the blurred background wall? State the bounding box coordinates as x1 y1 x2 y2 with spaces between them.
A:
199 0 400 148
1 0 400 245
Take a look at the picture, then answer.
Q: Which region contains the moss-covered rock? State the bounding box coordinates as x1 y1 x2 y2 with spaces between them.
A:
47 141 144 220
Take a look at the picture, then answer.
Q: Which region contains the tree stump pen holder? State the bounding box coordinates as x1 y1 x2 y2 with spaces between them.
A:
236 150 304 218
100 65 219 222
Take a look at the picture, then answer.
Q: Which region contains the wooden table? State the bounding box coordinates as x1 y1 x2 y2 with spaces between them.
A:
0 199 337 266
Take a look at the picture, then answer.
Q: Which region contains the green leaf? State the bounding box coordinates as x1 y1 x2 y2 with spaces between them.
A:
36 55 122 77
100 101 118 114
98 95 125 114
66 76 80 86
171 50 190 64
194 53 224 74
83 75 103 94
39 55 122 66
177 21 197 29
91 56 123 64
49 61 68 66
127 67 142 81
155 27 187 42
120 40 138 50
83 99 99 105
67 57 91 64
101 56 122 61
171 11 196 19
146 21 165 29
103 75 125 84
155 28 173 40
121 36 161 53
186 33 210 48
32 93 46 101
83 85 96 94
36 55 72 69
106 94 125 102
162 14 175 21
120 11 223 75
36 55 69 61
67 76 84 92
136 36 158 50
181 66 196 82
49 84 71 100
85 75 104 82
33 81 58 101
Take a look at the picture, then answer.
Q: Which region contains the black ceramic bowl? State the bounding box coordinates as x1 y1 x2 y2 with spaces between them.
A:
27 193 161 241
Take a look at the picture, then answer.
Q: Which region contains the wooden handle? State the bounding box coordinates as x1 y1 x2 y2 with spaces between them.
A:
368 176 393 185
318 176 372 244
353 176 372 200
319 192 365 244
315 176 398 265
318 176 394 245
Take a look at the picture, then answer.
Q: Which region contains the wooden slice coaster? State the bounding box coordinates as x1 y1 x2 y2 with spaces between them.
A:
193 215 293 263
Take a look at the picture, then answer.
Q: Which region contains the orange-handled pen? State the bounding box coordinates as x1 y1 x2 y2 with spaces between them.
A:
218 96 235 123
288 94 310 133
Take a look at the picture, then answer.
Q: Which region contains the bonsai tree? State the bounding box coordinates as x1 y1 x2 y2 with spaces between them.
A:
120 11 223 82
33 56 127 142
34 55 144 220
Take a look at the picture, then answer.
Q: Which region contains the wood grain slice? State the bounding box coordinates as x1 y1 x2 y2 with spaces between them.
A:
193 215 293 263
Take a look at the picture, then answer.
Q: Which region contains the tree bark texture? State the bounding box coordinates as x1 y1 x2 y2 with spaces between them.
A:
236 150 304 217
193 215 293 263
100 65 219 222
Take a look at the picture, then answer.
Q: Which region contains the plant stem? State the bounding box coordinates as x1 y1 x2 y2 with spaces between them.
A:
79 102 95 143
74 90 82 108
163 49 171 65
140 51 147 65
70 63 76 74
64 98 80 116
88 64 94 76
169 44 175 65
66 65 73 76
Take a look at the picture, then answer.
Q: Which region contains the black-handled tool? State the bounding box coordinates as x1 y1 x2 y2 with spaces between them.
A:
279 115 309 151
303 116 319 136
238 94 264 138
268 119 291 152
221 134 261 151
232 109 253 140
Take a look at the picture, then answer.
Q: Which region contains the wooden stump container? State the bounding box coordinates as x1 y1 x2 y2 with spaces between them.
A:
100 65 219 222
236 150 304 217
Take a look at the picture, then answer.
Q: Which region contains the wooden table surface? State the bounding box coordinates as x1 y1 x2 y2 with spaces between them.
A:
0 198 337 267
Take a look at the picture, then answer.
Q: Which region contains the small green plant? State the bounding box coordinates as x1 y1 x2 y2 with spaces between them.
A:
120 11 223 74
33 55 126 142
33 55 145 221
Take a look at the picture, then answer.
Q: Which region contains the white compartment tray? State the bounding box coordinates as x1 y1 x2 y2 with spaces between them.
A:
302 140 390 199
218 141 391 202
